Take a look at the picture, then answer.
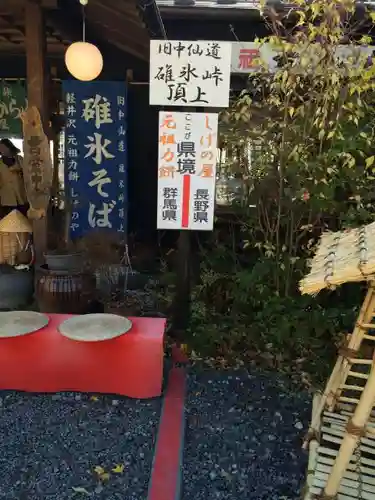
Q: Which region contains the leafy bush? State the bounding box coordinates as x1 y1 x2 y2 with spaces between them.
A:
183 240 362 386
163 0 375 386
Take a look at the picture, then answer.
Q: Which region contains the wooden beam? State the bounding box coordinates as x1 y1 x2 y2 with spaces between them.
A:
88 1 147 37
0 14 25 36
90 0 142 23
0 54 67 79
1 0 57 9
0 11 64 45
0 25 18 45
25 2 48 125
0 35 13 43
0 42 65 53
104 37 148 61
89 18 148 59
25 0 49 259
87 4 148 60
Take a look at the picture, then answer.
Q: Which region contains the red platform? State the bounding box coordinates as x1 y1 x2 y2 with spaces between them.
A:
0 314 166 399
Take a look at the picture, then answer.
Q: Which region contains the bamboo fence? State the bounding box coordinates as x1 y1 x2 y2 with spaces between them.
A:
301 220 375 498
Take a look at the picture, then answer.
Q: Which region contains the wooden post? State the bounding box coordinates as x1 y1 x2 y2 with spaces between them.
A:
171 106 194 341
25 0 49 261
172 230 191 339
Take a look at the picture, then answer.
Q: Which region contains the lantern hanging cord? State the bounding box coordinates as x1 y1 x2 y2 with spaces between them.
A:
82 5 86 42
79 0 88 42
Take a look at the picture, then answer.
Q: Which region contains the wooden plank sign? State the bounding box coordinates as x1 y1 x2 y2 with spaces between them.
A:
21 106 52 219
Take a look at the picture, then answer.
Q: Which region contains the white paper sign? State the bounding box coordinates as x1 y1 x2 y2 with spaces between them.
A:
150 40 231 108
230 41 375 74
157 111 218 231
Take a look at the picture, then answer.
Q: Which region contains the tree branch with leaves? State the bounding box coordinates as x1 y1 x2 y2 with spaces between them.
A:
221 0 375 295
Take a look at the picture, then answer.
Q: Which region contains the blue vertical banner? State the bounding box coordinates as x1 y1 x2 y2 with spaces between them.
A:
62 81 127 239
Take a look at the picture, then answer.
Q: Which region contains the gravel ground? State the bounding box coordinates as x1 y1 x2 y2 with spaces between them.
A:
0 368 312 500
0 391 161 500
183 368 311 500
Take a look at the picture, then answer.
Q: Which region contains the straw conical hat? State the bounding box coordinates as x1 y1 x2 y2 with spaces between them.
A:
0 210 32 233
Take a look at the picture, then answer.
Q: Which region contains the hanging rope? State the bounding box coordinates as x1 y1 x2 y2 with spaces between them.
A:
80 0 87 42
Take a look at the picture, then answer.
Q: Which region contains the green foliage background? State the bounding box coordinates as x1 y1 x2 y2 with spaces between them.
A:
160 0 375 387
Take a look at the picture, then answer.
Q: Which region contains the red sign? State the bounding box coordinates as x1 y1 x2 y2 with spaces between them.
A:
238 48 261 70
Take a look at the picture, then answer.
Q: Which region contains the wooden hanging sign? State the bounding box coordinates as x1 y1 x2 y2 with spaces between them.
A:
21 106 52 220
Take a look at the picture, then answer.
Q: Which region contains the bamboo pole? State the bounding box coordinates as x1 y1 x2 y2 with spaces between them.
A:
327 286 375 410
305 394 321 499
323 360 375 497
303 286 375 449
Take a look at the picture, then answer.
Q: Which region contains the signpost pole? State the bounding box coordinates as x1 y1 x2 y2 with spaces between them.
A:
151 41 231 342
171 105 192 341
172 228 191 340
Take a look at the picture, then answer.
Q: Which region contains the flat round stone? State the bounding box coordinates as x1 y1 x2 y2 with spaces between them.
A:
0 311 49 338
58 313 132 342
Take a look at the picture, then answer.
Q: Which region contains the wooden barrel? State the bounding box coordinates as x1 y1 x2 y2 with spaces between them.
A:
36 265 96 314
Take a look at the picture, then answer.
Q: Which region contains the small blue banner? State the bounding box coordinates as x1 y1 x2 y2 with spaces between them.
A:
62 80 127 239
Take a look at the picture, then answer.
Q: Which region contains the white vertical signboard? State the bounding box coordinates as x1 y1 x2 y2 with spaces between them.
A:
157 111 218 231
150 40 231 108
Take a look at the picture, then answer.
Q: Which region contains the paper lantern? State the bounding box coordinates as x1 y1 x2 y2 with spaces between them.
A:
65 41 103 81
